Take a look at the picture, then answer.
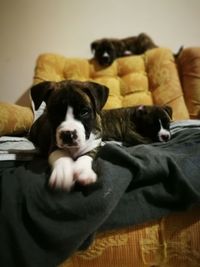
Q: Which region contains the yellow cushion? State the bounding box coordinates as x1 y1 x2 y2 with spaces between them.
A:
177 47 200 119
145 48 189 120
0 102 33 136
33 48 189 120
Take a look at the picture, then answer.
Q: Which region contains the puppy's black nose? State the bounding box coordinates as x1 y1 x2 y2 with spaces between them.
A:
60 130 77 145
160 133 170 142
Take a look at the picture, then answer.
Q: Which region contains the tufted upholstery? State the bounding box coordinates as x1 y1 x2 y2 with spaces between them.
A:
2 47 200 137
33 48 189 120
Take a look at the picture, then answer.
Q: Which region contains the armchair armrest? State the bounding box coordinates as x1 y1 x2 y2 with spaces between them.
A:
0 102 33 136
177 47 200 119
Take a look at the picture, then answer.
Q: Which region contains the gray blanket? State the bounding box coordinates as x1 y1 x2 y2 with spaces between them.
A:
0 121 200 267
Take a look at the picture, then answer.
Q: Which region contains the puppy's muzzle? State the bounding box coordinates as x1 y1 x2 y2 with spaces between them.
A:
99 52 111 66
159 131 171 142
60 130 78 146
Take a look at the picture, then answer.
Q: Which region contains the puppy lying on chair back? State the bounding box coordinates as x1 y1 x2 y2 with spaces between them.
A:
30 80 172 191
91 33 158 67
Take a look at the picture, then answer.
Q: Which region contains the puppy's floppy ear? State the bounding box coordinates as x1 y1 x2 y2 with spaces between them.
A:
83 82 109 112
136 33 157 53
30 81 55 110
91 41 99 53
163 105 173 119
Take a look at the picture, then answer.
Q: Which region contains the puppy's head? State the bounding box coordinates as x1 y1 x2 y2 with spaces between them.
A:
133 105 172 142
91 39 116 67
31 80 109 150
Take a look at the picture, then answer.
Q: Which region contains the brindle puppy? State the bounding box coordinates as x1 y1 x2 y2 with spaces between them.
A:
101 105 172 145
91 33 158 67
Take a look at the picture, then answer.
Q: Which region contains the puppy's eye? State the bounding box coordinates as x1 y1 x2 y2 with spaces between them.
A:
80 107 91 117
163 120 170 129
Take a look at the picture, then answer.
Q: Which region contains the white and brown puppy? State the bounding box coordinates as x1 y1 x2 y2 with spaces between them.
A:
30 80 109 191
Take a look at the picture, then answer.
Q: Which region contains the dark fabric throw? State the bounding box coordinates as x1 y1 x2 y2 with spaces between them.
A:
0 129 200 267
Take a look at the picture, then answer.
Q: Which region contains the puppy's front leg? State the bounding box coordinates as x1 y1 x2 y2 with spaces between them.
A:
48 149 74 191
74 155 97 186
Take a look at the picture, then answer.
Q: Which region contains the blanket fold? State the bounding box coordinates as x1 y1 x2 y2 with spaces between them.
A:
0 127 200 267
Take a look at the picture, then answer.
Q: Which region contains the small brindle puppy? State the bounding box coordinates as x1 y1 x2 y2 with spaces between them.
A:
91 33 158 67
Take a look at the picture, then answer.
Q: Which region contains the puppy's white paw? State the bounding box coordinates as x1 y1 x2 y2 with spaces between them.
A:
49 157 74 191
74 155 97 186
